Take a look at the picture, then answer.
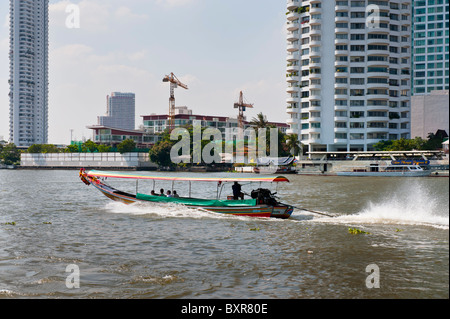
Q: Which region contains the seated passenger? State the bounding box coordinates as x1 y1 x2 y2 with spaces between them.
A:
173 190 180 198
166 190 173 197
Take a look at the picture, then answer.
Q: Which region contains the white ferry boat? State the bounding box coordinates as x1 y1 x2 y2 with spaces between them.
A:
336 164 431 177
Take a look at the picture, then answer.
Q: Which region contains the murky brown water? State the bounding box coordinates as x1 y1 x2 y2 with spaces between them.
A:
0 170 448 299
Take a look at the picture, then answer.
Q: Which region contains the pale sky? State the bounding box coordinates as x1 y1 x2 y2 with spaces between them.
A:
0 0 287 144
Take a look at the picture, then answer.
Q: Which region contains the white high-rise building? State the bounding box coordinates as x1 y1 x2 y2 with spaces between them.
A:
9 0 49 147
286 0 412 152
98 92 136 130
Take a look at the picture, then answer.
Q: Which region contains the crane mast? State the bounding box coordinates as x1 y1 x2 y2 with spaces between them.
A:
234 91 254 129
162 73 188 131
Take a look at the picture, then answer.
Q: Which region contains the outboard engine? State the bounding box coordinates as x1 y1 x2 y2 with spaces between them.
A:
251 188 278 206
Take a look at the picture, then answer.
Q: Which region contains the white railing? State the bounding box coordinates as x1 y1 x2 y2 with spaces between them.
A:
20 153 157 168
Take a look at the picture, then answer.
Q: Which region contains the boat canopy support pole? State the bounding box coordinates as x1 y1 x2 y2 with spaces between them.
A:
218 183 225 199
189 181 191 198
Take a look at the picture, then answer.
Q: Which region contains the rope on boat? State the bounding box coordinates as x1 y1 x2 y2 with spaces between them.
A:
241 190 336 218
279 203 336 218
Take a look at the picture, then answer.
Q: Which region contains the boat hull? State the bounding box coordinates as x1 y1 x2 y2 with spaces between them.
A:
336 171 431 177
84 173 293 219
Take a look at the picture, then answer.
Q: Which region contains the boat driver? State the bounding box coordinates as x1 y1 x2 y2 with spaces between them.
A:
232 182 244 200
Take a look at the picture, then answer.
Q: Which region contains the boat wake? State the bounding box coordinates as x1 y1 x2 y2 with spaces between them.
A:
315 183 449 230
103 201 215 219
103 201 255 221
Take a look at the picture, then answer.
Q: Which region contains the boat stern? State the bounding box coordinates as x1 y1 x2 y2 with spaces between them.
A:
271 205 294 219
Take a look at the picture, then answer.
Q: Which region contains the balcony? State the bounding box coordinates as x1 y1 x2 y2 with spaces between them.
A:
286 85 299 94
286 97 299 104
287 0 300 11
287 43 299 52
334 138 348 144
287 31 300 42
286 75 299 83
287 20 300 32
287 11 300 21
286 117 297 125
309 127 322 134
286 107 300 114
334 104 349 111
286 64 300 73
286 128 299 135
286 52 300 62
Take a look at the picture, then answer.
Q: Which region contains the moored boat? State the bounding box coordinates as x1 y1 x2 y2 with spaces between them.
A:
80 169 294 219
336 164 431 177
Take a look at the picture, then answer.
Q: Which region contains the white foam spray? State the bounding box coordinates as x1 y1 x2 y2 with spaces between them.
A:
330 181 449 229
103 201 255 221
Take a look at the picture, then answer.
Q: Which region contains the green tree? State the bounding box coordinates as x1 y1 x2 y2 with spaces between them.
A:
82 139 98 153
424 132 445 150
117 139 136 154
249 112 269 129
27 144 60 153
1 143 21 165
97 144 111 153
285 134 301 156
41 144 59 153
65 144 79 153
149 140 174 167
373 140 393 151
27 144 43 153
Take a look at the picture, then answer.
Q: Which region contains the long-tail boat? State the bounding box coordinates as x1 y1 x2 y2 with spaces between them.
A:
80 169 294 219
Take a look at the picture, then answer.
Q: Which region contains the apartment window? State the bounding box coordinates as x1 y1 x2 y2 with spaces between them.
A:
350 100 365 107
350 67 364 73
336 45 348 51
350 78 365 85
367 111 387 117
335 111 348 117
350 133 364 140
350 56 365 62
351 45 365 51
350 122 365 128
350 111 364 118
351 34 365 40
335 133 348 139
335 122 347 128
350 89 365 96
350 23 365 29
351 12 365 19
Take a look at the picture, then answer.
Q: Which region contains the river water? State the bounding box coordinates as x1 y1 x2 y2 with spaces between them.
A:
0 170 448 299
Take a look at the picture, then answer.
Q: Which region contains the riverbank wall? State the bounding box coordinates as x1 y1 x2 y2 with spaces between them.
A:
20 153 158 170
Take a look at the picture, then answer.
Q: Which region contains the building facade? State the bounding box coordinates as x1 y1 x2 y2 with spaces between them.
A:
411 89 449 138
86 125 157 148
286 0 412 152
98 92 136 130
142 107 288 138
9 0 49 147
411 0 449 95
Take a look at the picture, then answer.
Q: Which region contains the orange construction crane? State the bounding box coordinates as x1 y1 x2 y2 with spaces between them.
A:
163 72 188 131
234 91 254 129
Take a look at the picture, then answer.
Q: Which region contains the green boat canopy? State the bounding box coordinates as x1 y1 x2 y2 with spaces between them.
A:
136 193 257 207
